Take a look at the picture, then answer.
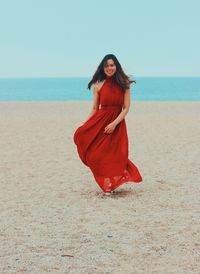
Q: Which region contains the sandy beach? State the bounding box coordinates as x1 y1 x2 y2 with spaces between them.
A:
0 101 200 274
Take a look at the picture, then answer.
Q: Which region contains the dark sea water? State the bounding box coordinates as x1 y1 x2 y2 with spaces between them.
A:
0 77 200 101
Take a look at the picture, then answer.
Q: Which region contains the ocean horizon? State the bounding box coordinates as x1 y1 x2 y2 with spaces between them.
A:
0 77 200 101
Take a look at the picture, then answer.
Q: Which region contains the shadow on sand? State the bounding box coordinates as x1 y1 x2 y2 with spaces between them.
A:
95 188 144 199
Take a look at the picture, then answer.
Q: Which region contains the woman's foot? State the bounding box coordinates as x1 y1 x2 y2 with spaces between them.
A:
104 190 115 195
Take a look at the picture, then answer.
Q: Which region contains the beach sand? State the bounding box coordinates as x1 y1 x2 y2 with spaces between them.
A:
0 101 200 274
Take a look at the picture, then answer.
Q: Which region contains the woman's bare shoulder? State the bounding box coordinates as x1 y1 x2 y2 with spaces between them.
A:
94 80 106 92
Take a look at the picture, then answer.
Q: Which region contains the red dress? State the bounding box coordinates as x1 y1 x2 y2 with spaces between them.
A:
73 77 143 192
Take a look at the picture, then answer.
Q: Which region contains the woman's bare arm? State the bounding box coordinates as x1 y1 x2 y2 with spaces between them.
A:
85 83 100 121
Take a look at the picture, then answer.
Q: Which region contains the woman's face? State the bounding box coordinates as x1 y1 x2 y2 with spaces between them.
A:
104 59 116 77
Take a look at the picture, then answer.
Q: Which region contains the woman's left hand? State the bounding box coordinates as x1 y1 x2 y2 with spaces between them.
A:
104 122 117 134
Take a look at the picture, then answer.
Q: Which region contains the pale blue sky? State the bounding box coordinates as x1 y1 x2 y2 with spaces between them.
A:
0 0 199 77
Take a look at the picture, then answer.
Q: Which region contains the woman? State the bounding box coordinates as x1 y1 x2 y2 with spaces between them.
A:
73 54 143 195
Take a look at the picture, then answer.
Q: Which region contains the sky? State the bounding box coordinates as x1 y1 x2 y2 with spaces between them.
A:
0 0 199 77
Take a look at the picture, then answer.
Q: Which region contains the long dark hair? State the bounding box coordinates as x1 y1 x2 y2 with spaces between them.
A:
87 54 136 92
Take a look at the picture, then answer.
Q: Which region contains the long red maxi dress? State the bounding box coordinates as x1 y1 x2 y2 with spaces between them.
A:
73 77 143 192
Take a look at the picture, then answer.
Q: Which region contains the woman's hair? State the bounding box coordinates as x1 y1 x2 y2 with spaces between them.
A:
87 54 136 92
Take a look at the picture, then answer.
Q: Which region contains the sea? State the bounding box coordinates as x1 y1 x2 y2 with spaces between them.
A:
0 77 200 101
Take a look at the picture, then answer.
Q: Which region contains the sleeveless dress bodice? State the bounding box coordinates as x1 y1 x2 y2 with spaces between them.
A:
99 77 124 108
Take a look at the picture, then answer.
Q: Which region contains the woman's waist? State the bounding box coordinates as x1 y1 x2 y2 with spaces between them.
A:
100 104 123 111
